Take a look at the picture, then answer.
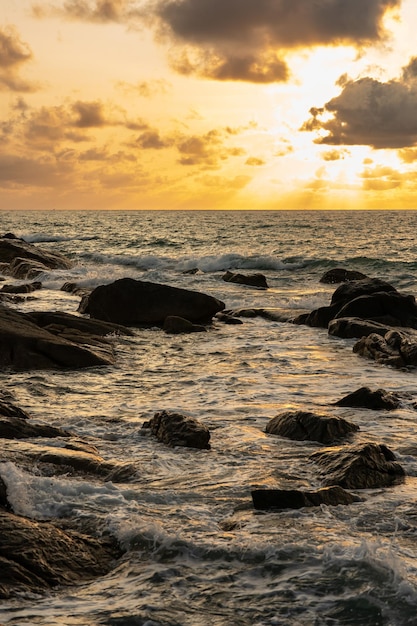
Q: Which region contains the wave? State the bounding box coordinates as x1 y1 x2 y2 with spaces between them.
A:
24 233 100 244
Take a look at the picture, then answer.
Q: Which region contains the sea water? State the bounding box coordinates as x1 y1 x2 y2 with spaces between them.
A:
0 210 417 625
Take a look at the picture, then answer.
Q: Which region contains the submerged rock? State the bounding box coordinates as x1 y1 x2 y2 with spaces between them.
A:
251 486 362 510
79 278 225 326
0 281 42 294
265 410 359 445
142 410 211 449
0 510 122 599
163 315 207 334
222 271 268 289
334 387 403 410
310 442 405 489
0 416 71 439
320 268 368 284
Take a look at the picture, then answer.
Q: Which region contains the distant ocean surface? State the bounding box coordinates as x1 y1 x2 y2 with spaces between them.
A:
1 209 417 625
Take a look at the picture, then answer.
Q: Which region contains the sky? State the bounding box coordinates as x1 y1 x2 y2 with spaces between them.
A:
2 0 417 210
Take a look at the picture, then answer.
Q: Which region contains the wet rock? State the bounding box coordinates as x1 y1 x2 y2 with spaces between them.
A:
0 476 9 509
142 410 211 449
251 485 362 510
0 396 31 420
0 281 42 294
163 315 207 334
27 310 133 337
265 410 359 445
222 271 269 289
0 237 72 268
353 330 417 369
328 317 393 339
215 312 244 325
0 509 122 599
330 278 398 307
0 416 71 439
60 282 91 298
79 278 225 326
334 387 403 410
0 306 116 371
310 442 405 489
334 292 417 329
320 268 368 284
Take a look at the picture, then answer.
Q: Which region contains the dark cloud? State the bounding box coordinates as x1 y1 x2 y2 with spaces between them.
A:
134 130 172 149
0 27 37 92
72 100 107 127
245 157 265 166
321 149 349 161
301 57 417 149
152 0 400 82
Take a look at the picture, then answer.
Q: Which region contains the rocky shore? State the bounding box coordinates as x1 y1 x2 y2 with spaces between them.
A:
1 236 417 598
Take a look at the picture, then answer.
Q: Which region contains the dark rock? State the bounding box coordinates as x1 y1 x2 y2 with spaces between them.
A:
0 238 72 269
293 302 341 328
251 485 362 510
334 387 403 410
0 397 31 420
265 410 358 444
330 278 398 307
61 282 91 298
8 257 51 280
0 416 71 439
80 278 225 325
320 268 368 284
222 271 269 289
0 281 42 294
0 306 116 371
142 410 211 449
353 330 417 369
334 292 417 329
0 510 122 598
328 317 393 339
215 312 244 325
26 310 133 337
182 268 200 275
310 442 405 489
163 316 207 334
0 476 10 509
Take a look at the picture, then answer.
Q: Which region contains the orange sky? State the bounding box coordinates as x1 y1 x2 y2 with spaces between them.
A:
2 0 417 210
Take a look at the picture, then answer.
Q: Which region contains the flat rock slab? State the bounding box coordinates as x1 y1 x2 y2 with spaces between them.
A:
310 442 405 489
252 486 362 510
142 410 211 449
265 410 359 445
222 271 268 289
0 510 122 598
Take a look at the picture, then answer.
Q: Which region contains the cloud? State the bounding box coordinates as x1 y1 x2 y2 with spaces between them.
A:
360 164 403 190
321 149 349 161
245 157 265 166
116 79 171 98
301 57 417 149
33 0 133 23
0 26 37 92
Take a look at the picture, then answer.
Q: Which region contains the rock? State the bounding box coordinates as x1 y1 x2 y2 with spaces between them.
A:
334 387 403 410
328 317 393 339
0 416 71 439
0 510 122 598
353 330 417 368
80 278 225 325
251 485 362 510
0 281 42 294
330 278 398 307
293 303 341 328
182 268 200 275
265 410 359 444
0 237 72 281
0 397 31 420
215 312 244 325
334 292 417 329
0 476 10 509
60 282 91 298
320 268 368 284
222 271 269 289
142 410 211 449
26 310 133 337
163 315 207 334
0 306 116 371
310 442 405 489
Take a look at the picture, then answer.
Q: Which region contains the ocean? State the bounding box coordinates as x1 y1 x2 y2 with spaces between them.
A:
1 209 417 625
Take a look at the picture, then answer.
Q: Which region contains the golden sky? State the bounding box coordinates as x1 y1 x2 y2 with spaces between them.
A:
2 0 417 210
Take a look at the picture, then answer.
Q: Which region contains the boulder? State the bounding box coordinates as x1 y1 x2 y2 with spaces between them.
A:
142 410 211 449
0 510 122 599
0 306 116 371
310 442 405 489
328 317 393 339
215 312 244 325
353 330 417 368
334 292 417 329
60 282 91 298
0 237 72 270
330 278 398 307
26 310 132 337
163 316 207 334
251 486 362 510
320 268 368 284
334 387 403 410
265 410 359 444
80 278 225 325
222 271 269 289
0 281 42 294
